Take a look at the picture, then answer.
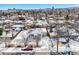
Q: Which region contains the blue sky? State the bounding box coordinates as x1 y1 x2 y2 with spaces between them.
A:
0 4 79 10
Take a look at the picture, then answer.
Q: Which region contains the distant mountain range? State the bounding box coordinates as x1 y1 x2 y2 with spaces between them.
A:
1 6 79 13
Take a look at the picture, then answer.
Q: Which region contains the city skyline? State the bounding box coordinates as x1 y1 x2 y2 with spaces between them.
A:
0 4 79 10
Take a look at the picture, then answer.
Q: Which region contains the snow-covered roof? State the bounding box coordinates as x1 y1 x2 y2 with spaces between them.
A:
36 20 48 26
12 25 24 28
11 30 33 45
14 21 23 23
69 40 79 52
49 20 56 24
11 28 47 46
30 28 45 36
6 33 12 37
26 20 33 25
4 20 13 23
57 20 65 23
15 27 21 31
59 38 67 42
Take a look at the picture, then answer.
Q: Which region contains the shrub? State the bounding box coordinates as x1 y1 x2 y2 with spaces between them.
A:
0 28 3 36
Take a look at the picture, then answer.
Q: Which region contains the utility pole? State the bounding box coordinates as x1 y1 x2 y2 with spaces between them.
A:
57 37 59 54
56 29 60 55
55 20 60 55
